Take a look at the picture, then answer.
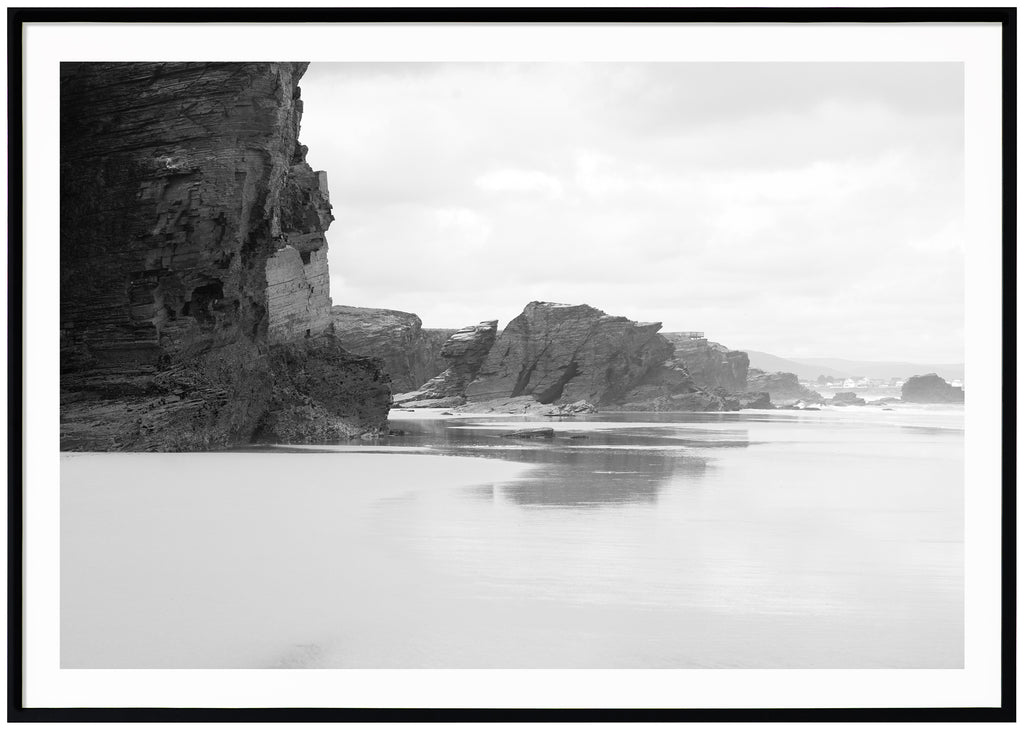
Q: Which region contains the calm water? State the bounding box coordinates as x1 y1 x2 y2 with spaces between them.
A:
61 406 963 668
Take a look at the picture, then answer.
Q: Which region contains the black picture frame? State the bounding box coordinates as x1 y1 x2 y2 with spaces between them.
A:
9 5 1016 722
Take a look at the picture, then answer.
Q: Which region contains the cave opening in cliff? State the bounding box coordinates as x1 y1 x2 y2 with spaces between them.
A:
535 361 581 404
186 280 224 324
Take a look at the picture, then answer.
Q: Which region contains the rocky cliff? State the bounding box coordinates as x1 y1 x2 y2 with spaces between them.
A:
387 302 746 412
745 369 824 405
330 305 455 392
661 333 749 392
607 361 736 412
393 320 498 407
901 373 965 403
60 62 389 450
464 302 672 405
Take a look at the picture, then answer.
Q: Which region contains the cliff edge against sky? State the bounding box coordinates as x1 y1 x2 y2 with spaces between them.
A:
60 62 389 450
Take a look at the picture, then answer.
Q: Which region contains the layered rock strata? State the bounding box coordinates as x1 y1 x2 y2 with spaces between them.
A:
606 361 739 412
266 160 334 341
455 396 596 416
745 369 825 405
391 302 747 413
465 302 672 405
60 62 389 450
394 320 498 407
330 305 456 392
901 373 965 403
661 333 749 392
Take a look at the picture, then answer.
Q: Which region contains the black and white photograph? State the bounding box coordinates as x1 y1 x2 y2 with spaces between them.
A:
14 9 1010 718
59 59 969 671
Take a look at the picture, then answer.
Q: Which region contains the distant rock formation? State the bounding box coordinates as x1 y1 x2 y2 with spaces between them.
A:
329 305 455 392
661 333 749 392
391 302 756 413
464 302 673 405
606 360 737 412
394 320 498 407
60 62 389 450
830 392 866 406
607 332 755 412
746 369 825 405
901 373 965 403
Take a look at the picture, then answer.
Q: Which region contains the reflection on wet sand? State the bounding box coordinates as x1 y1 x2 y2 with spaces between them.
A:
499 449 709 507
62 408 964 669
388 417 733 507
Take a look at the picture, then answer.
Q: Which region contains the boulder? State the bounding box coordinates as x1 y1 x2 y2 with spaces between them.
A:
554 400 598 415
901 374 965 403
501 427 555 439
831 391 866 406
868 396 902 405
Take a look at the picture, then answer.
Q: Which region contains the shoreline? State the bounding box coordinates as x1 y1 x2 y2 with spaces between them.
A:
388 401 965 421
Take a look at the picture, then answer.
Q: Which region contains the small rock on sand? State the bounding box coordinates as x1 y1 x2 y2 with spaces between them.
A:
501 428 555 439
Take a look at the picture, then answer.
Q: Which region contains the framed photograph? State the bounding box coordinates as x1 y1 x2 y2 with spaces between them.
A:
11 6 1014 722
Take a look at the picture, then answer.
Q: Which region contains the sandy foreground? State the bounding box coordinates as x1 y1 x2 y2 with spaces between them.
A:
60 451 535 668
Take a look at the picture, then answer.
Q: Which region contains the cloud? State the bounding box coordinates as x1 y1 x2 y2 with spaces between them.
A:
301 62 964 362
476 168 564 199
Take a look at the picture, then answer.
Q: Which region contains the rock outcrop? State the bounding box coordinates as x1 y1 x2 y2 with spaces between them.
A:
606 360 737 412
456 396 596 415
391 302 749 413
606 333 754 412
745 369 825 405
465 302 672 405
266 162 334 341
830 391 866 406
730 391 773 409
329 305 455 392
394 320 498 406
252 338 392 443
901 373 965 403
661 333 749 392
60 62 389 450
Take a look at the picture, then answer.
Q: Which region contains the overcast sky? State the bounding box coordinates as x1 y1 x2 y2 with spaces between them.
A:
299 63 964 363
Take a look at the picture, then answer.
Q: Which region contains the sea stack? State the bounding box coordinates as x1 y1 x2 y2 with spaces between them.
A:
901 373 965 403
745 369 825 405
464 302 672 405
394 320 499 407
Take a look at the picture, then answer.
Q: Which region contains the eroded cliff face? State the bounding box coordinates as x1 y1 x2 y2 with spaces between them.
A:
329 305 455 392
267 162 334 341
745 369 824 405
608 362 735 412
464 302 672 406
393 320 498 407
60 62 389 450
661 333 749 392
